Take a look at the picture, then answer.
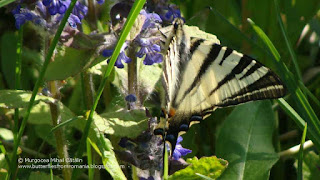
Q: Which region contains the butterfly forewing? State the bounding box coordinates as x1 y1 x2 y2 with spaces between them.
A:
155 19 286 151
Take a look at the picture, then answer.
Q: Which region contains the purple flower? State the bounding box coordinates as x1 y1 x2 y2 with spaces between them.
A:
12 6 36 29
102 43 132 68
140 10 162 29
102 49 113 57
42 0 87 28
97 0 105 5
136 38 162 65
12 0 88 30
42 0 70 15
125 94 137 102
172 136 192 160
139 177 154 180
72 1 88 20
161 5 183 22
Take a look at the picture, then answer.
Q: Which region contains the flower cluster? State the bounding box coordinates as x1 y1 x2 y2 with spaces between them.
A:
11 0 90 30
102 6 167 68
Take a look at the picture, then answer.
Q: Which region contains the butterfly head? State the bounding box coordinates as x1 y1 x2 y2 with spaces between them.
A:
172 18 185 29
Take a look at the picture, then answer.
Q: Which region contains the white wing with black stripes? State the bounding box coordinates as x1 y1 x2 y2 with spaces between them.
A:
154 19 286 151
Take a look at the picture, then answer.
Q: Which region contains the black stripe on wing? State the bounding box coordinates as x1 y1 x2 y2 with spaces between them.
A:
219 47 233 65
173 43 222 107
216 71 286 107
209 54 252 96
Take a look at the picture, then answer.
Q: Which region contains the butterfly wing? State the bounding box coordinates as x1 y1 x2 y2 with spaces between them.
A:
155 22 286 151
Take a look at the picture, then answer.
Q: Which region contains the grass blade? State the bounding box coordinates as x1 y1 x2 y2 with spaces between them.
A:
0 0 15 8
299 81 320 108
247 18 320 150
164 145 168 180
274 0 303 81
298 123 307 180
72 0 146 179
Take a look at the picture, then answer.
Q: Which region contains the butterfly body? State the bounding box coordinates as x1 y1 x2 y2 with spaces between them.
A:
154 19 286 152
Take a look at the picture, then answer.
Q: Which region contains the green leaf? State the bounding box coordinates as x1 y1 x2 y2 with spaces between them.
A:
112 58 162 102
1 32 18 89
97 109 148 138
89 134 126 180
294 151 320 180
0 128 13 141
44 47 95 80
0 90 74 125
216 101 279 180
0 90 54 108
34 124 56 147
169 156 228 180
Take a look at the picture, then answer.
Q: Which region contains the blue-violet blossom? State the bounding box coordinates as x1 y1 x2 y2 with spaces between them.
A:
12 0 87 29
102 43 132 68
97 0 105 5
161 5 183 22
172 136 192 160
140 9 162 29
136 38 163 65
12 5 35 29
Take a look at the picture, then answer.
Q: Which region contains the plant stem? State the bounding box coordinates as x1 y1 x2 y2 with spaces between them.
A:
279 140 312 158
298 123 307 180
72 1 146 178
45 35 71 180
127 46 139 107
87 0 97 29
1 140 46 158
87 139 94 180
163 145 168 180
49 81 71 180
8 0 77 178
81 71 94 110
13 26 23 142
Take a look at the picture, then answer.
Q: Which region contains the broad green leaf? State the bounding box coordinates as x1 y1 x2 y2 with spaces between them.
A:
89 134 126 180
137 59 162 101
294 151 320 180
23 101 74 125
0 90 74 125
34 124 57 147
0 128 13 141
216 101 279 180
28 171 62 180
169 156 228 180
0 90 54 108
44 47 95 80
111 57 162 103
1 33 18 89
98 109 148 138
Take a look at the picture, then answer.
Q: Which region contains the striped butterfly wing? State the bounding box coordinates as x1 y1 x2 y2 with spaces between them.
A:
155 20 286 151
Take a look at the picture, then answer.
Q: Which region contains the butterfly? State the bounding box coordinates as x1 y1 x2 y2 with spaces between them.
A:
154 18 286 153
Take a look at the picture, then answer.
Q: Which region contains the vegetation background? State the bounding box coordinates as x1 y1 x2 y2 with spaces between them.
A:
0 0 320 179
